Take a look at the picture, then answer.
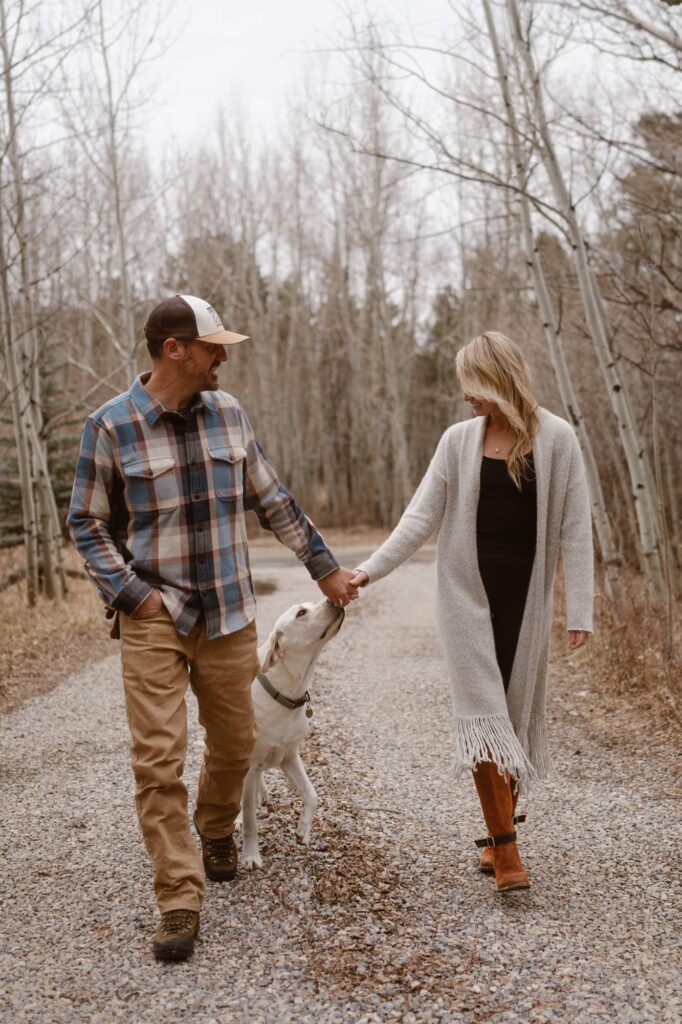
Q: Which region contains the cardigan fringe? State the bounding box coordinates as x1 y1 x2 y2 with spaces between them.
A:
518 713 556 782
453 713 554 789
452 714 538 784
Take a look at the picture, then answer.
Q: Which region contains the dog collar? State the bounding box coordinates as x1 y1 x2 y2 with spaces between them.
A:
256 671 313 717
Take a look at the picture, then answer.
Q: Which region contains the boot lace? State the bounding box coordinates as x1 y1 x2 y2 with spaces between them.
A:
204 835 234 863
160 910 195 936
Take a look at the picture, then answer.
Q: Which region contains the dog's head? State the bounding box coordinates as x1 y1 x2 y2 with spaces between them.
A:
260 599 345 673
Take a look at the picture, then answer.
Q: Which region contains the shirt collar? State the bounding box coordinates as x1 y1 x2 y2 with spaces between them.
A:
130 372 212 426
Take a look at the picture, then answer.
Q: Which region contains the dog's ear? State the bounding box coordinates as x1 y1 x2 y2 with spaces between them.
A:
260 629 285 672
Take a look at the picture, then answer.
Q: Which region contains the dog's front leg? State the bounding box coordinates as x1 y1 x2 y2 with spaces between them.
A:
241 768 263 869
280 753 318 846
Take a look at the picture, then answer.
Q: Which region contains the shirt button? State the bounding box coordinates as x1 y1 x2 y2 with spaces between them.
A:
198 556 205 564
193 494 200 501
197 526 203 533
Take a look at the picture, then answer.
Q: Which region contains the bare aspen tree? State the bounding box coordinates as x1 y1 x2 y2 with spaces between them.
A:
60 0 164 385
568 0 682 62
0 0 88 602
481 0 623 608
505 0 667 598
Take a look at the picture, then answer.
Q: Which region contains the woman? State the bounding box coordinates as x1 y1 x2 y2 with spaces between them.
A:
350 332 593 893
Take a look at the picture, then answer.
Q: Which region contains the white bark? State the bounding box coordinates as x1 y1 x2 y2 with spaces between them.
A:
0 0 65 602
505 0 666 599
482 0 623 610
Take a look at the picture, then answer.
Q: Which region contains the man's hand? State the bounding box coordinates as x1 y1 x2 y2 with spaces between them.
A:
131 589 165 620
317 567 360 608
568 629 590 651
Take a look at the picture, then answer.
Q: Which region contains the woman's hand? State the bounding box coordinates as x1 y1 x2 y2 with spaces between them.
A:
567 629 590 651
349 569 369 588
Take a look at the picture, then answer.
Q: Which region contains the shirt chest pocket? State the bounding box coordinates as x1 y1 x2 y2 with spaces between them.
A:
121 453 179 512
208 445 246 500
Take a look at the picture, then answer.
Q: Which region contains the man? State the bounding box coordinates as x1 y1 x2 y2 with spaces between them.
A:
68 294 358 962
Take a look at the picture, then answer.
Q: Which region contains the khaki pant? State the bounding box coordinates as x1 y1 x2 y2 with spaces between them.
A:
119 608 259 913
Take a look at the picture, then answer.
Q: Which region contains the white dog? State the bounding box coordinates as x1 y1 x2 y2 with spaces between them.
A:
239 598 345 870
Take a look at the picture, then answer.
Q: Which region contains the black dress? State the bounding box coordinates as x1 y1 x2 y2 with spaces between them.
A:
476 453 537 693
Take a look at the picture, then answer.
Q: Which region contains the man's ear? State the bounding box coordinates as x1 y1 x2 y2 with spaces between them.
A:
163 336 188 361
260 629 285 672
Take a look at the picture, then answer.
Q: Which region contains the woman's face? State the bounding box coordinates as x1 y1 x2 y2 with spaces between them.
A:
463 392 498 417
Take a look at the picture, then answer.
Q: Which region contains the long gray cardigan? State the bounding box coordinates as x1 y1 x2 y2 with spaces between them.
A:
356 408 594 785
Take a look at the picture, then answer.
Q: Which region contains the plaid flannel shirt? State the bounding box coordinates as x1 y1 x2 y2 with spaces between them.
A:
67 373 339 639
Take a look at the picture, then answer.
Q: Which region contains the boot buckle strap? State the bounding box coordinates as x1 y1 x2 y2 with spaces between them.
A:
512 813 526 826
475 830 517 849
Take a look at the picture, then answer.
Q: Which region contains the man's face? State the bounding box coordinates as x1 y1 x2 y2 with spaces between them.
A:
178 339 228 391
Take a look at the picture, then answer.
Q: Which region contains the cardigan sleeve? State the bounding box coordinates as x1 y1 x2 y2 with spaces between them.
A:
354 430 449 584
560 432 594 632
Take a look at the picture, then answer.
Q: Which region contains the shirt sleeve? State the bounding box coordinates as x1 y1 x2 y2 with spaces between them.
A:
560 431 594 633
354 429 449 584
67 417 153 614
239 407 339 581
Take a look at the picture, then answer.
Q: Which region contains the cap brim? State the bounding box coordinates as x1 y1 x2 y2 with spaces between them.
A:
199 329 249 345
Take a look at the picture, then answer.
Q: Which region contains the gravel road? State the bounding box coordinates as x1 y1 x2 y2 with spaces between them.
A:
1 556 680 1024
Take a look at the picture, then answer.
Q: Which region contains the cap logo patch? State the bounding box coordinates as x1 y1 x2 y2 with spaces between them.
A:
205 304 223 330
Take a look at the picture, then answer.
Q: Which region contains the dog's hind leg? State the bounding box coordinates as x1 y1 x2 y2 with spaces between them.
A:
280 753 318 846
241 768 263 869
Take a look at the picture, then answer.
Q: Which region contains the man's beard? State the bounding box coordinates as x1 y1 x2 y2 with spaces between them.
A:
183 352 220 392
204 367 220 391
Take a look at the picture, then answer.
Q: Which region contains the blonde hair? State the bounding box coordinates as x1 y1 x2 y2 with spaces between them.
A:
455 331 540 490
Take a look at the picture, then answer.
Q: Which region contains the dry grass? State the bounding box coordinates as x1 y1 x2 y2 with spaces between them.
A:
591 575 682 728
550 565 682 736
0 544 109 716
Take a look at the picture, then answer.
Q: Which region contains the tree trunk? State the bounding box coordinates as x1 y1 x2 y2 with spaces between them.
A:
0 0 63 602
505 0 666 599
482 0 623 612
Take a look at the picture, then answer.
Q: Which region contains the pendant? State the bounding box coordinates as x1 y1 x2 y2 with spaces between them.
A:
306 706 313 719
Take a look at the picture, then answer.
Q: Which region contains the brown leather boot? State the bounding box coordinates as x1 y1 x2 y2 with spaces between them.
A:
194 814 238 882
153 910 200 962
473 761 530 892
479 777 524 874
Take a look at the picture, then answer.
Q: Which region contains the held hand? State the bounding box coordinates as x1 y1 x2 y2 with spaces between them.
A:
131 589 165 620
350 569 369 588
567 629 590 651
317 567 360 608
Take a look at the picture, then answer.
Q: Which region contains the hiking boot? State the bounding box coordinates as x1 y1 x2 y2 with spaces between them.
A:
153 909 199 962
194 818 238 882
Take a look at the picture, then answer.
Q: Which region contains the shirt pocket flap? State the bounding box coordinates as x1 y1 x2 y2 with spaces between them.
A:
122 455 176 479
208 445 246 500
208 445 246 464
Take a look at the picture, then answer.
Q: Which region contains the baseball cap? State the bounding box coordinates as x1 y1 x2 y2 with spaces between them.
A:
144 294 249 346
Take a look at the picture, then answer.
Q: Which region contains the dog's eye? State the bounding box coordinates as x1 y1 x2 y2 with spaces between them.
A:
296 608 307 618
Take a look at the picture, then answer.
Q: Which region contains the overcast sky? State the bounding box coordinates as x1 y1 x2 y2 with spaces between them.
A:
151 0 449 146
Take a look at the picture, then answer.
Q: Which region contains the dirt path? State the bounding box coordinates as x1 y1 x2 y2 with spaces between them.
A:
0 557 679 1023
